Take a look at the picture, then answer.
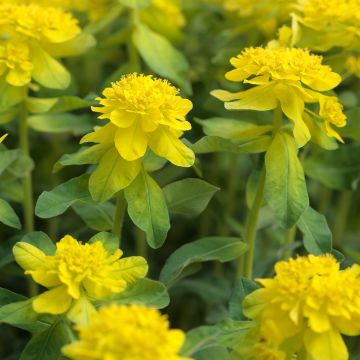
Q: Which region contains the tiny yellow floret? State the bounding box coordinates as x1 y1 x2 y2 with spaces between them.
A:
62 304 192 360
13 235 148 324
242 254 360 360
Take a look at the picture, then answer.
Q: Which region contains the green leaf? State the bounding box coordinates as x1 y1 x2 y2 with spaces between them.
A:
99 278 169 309
196 117 273 139
31 45 70 90
88 232 119 254
125 169 170 249
0 287 27 306
0 198 21 229
228 278 260 321
20 320 72 360
35 174 91 219
159 237 247 286
192 136 271 154
0 77 26 111
73 201 115 232
339 107 360 142
0 149 34 178
132 23 191 94
297 207 332 255
303 144 360 190
0 299 53 333
163 178 219 216
54 144 110 172
264 131 309 229
118 0 151 9
21 231 56 256
28 113 93 135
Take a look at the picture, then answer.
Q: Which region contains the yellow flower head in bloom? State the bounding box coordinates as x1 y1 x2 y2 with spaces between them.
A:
62 304 191 360
242 254 360 360
85 73 194 167
346 55 360 78
13 235 147 324
293 0 360 51
211 46 345 145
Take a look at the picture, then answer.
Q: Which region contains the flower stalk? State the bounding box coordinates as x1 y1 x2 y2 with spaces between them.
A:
112 191 127 246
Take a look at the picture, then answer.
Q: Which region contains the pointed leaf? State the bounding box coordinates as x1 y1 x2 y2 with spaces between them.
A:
0 198 21 229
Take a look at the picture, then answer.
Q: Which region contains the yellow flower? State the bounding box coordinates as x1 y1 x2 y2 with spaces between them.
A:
293 0 360 51
13 235 148 324
62 304 191 360
346 55 360 78
211 46 344 146
242 254 360 360
85 73 194 167
252 342 286 360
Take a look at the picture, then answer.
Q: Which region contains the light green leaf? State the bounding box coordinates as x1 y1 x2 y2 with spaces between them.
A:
303 144 360 190
264 131 309 228
0 149 33 178
132 23 191 94
118 0 151 9
35 174 91 219
73 201 115 232
159 237 247 286
297 207 332 255
0 299 53 333
88 232 119 254
0 77 26 111
163 178 219 216
99 278 169 309
0 198 21 229
20 320 73 360
21 231 56 256
192 136 271 154
125 169 170 249
89 148 141 203
31 45 70 90
28 113 93 135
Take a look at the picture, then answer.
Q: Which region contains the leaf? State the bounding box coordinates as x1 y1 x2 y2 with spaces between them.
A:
0 299 53 333
0 149 33 178
339 107 360 142
20 320 72 360
118 0 151 8
192 136 271 154
73 201 115 232
0 198 21 229
132 23 191 94
159 237 247 286
0 287 27 306
297 207 332 255
31 45 70 90
28 113 93 135
20 231 56 256
303 144 360 190
88 232 119 254
0 77 26 111
264 131 309 229
125 169 170 249
35 174 91 219
99 278 169 309
163 179 219 216
228 278 260 320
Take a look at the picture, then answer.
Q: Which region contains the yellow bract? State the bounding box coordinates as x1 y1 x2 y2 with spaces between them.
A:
86 73 194 168
293 0 360 51
62 304 191 360
13 235 148 324
242 254 360 360
346 55 360 78
211 46 346 145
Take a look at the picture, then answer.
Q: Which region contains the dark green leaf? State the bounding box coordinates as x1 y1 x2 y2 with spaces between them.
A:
0 287 27 306
0 198 21 229
88 232 119 253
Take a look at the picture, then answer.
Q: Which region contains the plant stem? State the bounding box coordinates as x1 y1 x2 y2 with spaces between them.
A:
283 226 297 259
135 227 147 258
19 104 37 296
112 191 127 247
333 191 352 248
238 168 266 279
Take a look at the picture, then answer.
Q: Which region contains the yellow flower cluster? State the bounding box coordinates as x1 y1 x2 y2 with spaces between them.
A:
84 73 194 187
293 0 360 51
346 55 360 78
13 235 147 324
212 46 346 145
0 3 93 107
242 255 360 360
62 304 191 360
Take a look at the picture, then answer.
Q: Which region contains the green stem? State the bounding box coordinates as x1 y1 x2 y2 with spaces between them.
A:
333 191 352 248
283 226 297 259
238 168 266 279
112 191 127 247
135 227 147 258
19 103 37 297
